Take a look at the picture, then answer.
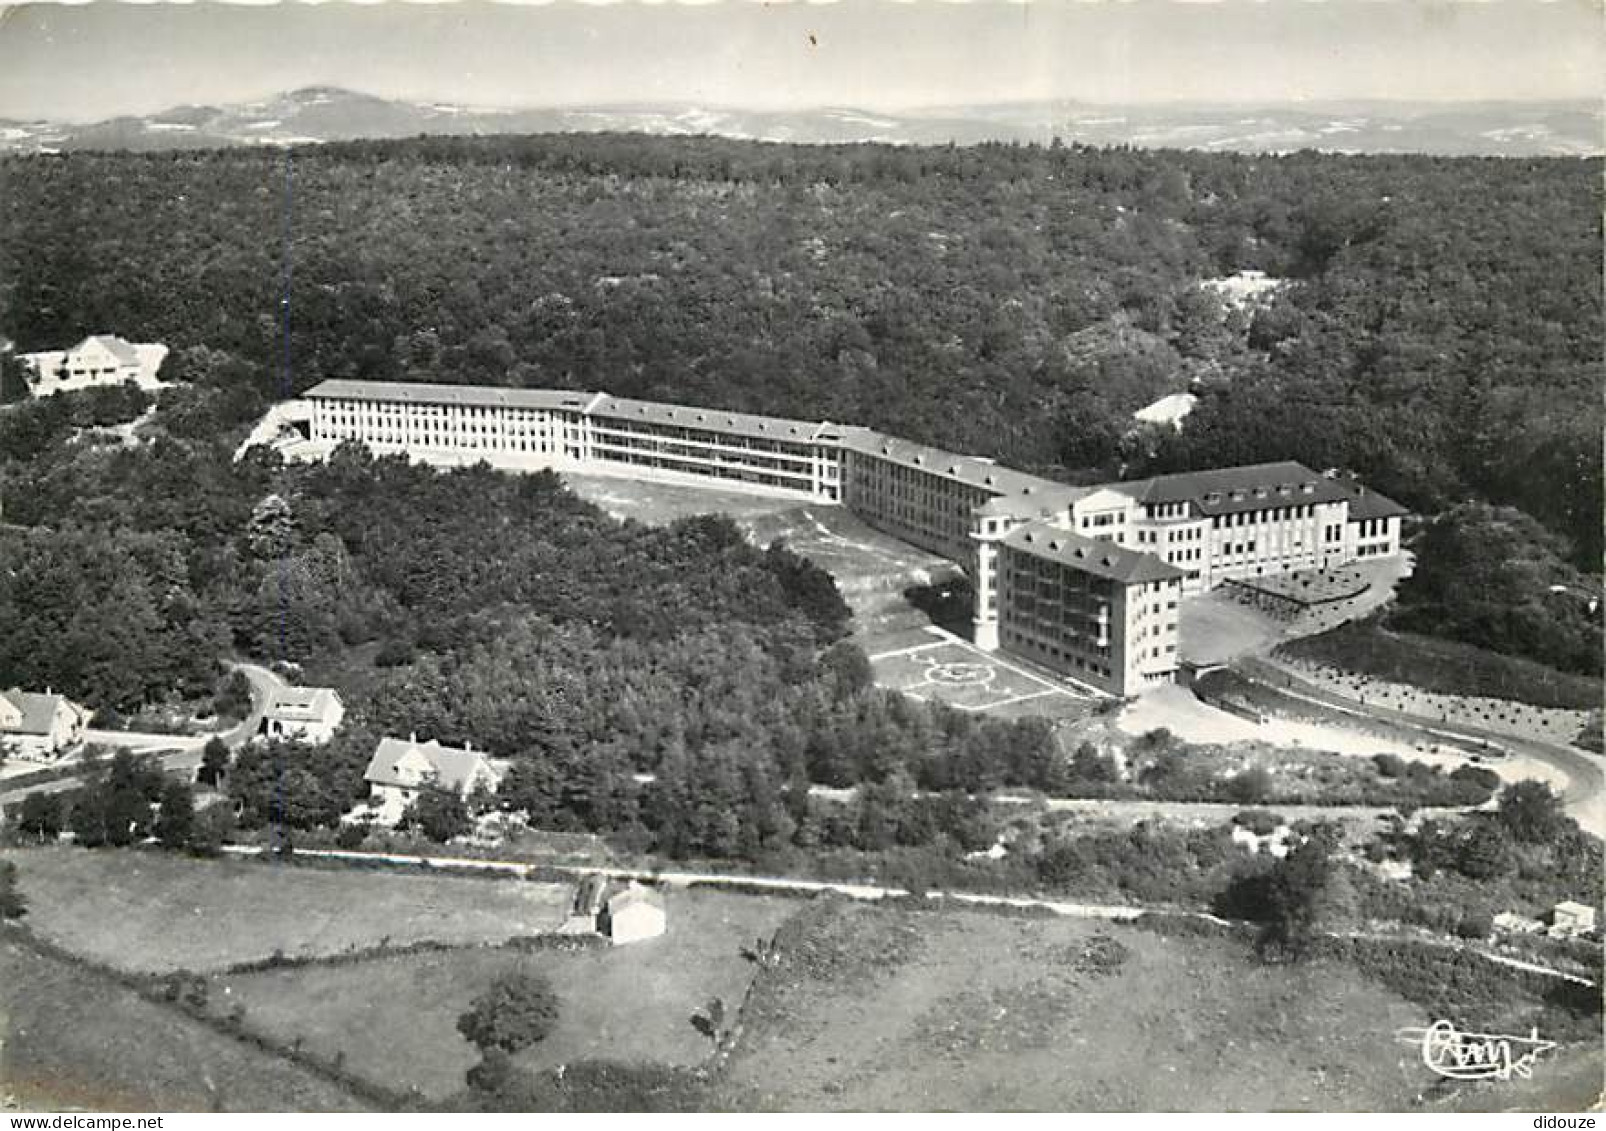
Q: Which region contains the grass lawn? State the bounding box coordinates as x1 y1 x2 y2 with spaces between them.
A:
1276 619 1600 710
562 472 805 527
1 847 573 974
0 932 369 1112
718 900 1477 1112
209 889 796 1100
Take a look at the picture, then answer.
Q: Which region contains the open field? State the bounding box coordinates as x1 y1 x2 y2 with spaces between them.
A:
718 900 1593 1112
0 933 369 1112
869 629 1097 719
1 848 573 974
207 889 795 1100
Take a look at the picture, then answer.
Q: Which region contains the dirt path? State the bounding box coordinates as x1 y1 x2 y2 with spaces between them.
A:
215 844 1594 988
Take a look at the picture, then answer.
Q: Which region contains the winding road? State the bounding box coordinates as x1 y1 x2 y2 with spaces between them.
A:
0 662 285 805
1235 654 1604 837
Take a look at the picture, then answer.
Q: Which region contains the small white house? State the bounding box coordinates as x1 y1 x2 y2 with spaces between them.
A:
259 686 345 745
1493 911 1544 936
361 734 502 826
19 335 169 397
600 882 667 945
1550 901 1597 939
0 688 90 759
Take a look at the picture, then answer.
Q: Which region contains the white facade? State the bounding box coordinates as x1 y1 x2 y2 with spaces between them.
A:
1550 901 1597 938
20 336 169 397
362 735 502 826
270 381 1408 693
0 689 90 759
603 883 667 945
259 686 345 745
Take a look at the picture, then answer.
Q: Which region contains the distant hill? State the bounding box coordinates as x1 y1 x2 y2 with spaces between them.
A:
2 87 1600 156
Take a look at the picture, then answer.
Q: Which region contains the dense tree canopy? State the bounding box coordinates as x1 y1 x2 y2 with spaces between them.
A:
1390 503 1602 675
0 136 1597 565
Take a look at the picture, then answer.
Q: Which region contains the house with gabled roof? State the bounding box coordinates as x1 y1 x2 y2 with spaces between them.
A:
361 734 503 825
0 688 91 760
259 685 345 745
600 881 667 945
18 334 169 397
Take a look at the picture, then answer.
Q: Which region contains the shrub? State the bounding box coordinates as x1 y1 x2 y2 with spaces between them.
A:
457 970 561 1054
1372 753 1406 779
1233 809 1284 837
1455 910 1495 940
1497 781 1568 844
1225 766 1273 805
374 638 417 668
0 860 26 920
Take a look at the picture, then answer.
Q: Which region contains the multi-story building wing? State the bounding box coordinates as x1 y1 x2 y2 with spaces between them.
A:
304 379 845 499
285 380 1405 696
1109 462 1369 592
997 525 1185 695
586 396 845 500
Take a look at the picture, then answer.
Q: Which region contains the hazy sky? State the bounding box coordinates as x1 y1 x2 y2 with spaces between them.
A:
0 1 1600 122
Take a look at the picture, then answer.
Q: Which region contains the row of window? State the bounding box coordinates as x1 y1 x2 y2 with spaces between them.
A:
999 627 1115 680
1211 504 1320 529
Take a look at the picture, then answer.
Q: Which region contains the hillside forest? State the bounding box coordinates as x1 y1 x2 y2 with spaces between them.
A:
0 136 1599 726
0 136 1599 567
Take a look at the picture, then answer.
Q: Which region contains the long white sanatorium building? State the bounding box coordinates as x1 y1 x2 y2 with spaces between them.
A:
274 379 1404 697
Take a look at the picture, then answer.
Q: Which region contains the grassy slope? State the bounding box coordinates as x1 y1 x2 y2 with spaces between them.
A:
717 901 1595 1112
1276 620 1601 710
211 889 794 1099
2 847 572 974
0 933 369 1113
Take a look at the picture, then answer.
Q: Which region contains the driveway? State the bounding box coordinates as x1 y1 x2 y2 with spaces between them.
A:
0 660 286 806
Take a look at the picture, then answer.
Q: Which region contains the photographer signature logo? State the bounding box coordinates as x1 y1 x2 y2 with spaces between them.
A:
1396 1020 1556 1082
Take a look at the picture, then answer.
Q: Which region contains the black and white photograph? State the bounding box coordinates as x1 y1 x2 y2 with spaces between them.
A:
0 0 1600 1116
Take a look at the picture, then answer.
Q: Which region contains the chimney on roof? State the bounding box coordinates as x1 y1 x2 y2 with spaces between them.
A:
464 739 472 752
409 731 417 744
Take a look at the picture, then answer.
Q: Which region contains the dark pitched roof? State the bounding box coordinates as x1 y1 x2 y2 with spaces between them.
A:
1000 524 1185 585
362 736 495 795
1117 461 1353 516
1344 484 1409 521
303 379 595 412
588 395 832 444
837 427 1072 501
0 688 84 736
